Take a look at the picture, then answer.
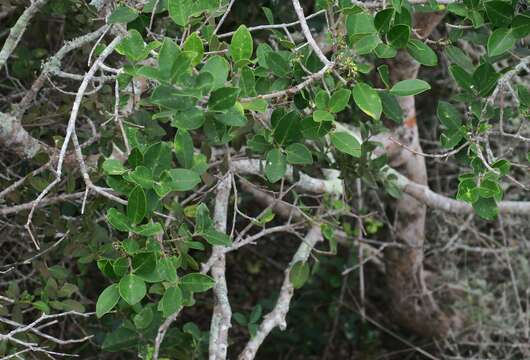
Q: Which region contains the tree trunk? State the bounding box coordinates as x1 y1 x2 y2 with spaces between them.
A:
383 11 452 338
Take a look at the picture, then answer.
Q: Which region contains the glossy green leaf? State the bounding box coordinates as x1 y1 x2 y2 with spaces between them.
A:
265 149 286 183
388 24 410 48
107 208 132 232
180 273 215 293
108 6 138 24
286 143 313 165
129 166 153 189
102 159 127 175
202 229 232 246
127 186 147 225
331 132 361 157
119 274 146 305
313 109 334 122
96 284 120 318
183 32 204 65
437 101 462 129
390 79 431 96
290 261 309 289
160 286 182 317
208 87 239 111
230 25 253 63
352 82 382 120
406 39 437 67
329 89 351 113
487 28 515 57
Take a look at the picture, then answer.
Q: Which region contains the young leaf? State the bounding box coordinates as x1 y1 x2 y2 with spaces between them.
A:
286 143 313 165
331 132 361 157
265 149 287 183
127 186 147 225
119 274 146 306
390 79 431 96
352 82 382 120
96 284 120 318
230 25 253 63
290 261 310 289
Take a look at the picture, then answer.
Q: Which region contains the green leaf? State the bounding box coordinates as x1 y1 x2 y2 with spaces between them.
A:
239 66 256 97
127 186 147 225
487 28 516 57
512 13 530 38
103 159 127 175
315 90 329 110
354 34 381 55
449 64 474 92
517 84 530 107
352 82 382 120
445 46 474 73
484 1 513 28
158 257 178 283
329 89 351 113
201 56 229 89
160 286 182 317
374 8 394 33
265 149 287 183
437 101 462 129
172 108 205 130
129 166 153 189
119 274 146 306
374 43 397 58
388 24 410 48
390 79 431 96
406 39 437 67
346 13 376 37
202 229 232 246
133 222 163 236
290 261 310 289
155 169 201 197
313 109 334 122
174 130 194 169
286 143 313 165
168 0 192 26
379 91 404 123
183 32 204 65
208 87 240 111
133 306 154 329
116 30 150 62
266 52 290 77
473 63 499 97
143 142 172 178
96 284 120 318
272 110 302 145
108 6 138 24
230 25 253 63
331 131 361 157
180 273 215 292
301 117 332 139
107 208 132 232
473 197 498 220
